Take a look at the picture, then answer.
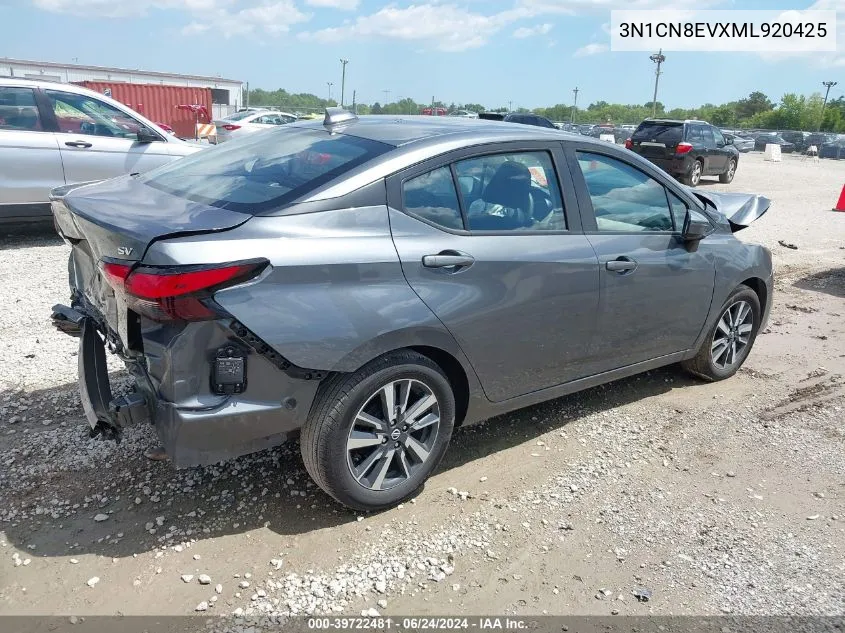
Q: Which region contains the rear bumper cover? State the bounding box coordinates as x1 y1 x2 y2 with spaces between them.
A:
53 303 319 467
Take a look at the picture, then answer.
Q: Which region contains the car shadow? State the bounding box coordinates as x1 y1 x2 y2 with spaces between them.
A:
0 225 62 251
0 365 701 559
793 266 845 299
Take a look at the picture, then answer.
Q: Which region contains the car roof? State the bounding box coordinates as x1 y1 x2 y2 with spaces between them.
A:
0 76 108 96
640 118 711 125
289 115 575 148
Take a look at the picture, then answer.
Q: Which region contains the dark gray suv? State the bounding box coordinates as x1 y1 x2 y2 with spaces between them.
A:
626 119 740 186
51 111 773 511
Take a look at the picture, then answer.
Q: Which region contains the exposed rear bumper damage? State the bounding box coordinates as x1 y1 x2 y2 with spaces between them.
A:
52 301 322 467
52 305 150 439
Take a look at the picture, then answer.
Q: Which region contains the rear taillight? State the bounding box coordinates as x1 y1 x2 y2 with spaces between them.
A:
624 138 633 150
221 124 241 131
100 259 268 322
676 142 693 154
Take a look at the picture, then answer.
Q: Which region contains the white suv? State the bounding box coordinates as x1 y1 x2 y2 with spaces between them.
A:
0 78 204 225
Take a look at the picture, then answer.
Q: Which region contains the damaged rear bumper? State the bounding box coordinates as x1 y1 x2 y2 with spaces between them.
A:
52 303 321 467
52 305 150 437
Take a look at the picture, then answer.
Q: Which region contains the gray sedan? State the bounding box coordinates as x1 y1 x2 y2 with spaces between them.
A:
50 111 773 511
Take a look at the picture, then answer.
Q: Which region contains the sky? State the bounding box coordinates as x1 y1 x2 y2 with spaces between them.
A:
1 0 844 110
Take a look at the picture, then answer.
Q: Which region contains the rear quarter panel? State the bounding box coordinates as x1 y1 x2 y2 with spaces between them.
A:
143 203 477 377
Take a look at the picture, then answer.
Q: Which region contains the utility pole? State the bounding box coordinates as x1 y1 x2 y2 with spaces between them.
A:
352 90 356 115
570 86 579 124
820 81 837 132
649 48 665 118
339 58 349 108
327 82 333 103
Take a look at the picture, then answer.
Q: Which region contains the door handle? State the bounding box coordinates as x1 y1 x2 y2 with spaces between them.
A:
65 141 93 148
605 257 638 273
422 252 475 270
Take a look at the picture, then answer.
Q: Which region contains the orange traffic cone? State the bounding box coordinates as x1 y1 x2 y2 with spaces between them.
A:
834 185 845 212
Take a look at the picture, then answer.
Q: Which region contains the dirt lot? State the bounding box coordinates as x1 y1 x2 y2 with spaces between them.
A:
0 152 843 623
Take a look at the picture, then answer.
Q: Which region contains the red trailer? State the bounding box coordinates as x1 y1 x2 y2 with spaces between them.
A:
73 81 213 139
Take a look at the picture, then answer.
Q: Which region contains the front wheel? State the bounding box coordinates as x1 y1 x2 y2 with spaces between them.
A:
719 158 737 184
301 351 455 511
681 284 761 381
682 159 703 186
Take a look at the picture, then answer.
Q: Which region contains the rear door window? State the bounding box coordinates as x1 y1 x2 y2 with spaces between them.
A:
0 87 43 131
454 151 566 232
141 127 391 213
698 126 716 148
632 122 682 145
402 167 464 230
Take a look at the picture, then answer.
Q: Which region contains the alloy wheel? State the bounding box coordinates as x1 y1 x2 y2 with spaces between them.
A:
711 300 753 369
691 161 702 185
346 379 440 491
726 160 736 181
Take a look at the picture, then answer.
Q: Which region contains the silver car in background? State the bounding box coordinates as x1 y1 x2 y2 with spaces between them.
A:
213 109 297 143
0 78 202 224
51 111 773 511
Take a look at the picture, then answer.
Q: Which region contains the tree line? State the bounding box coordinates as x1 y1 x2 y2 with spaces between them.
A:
244 88 845 132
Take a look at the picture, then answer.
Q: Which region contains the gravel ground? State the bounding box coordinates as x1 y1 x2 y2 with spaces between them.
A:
0 152 843 624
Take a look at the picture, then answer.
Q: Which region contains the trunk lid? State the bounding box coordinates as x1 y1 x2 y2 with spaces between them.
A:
51 176 251 343
693 190 771 232
51 175 251 263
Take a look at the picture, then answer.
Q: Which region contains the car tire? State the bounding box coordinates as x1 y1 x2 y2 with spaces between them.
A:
681 284 761 382
301 350 456 511
682 159 703 186
719 158 737 184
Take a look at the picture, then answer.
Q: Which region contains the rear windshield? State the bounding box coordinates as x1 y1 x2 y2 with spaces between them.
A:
632 122 683 144
140 127 391 213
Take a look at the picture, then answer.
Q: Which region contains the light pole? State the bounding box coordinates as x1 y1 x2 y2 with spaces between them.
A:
571 86 579 124
339 58 349 108
649 49 665 118
327 82 333 103
383 89 391 105
820 81 837 132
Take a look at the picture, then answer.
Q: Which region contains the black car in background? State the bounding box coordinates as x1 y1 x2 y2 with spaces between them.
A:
478 112 557 129
778 130 809 152
626 119 739 186
752 133 795 153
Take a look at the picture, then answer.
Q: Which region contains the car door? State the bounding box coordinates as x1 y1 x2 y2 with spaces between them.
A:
387 143 602 403
567 144 716 369
0 85 64 219
711 127 733 168
703 126 728 173
44 88 174 185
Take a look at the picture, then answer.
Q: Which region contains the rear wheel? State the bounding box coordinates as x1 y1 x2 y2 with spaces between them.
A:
683 159 703 186
719 158 737 184
301 351 455 511
681 284 761 381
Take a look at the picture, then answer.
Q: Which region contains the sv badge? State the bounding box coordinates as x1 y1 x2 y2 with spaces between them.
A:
117 246 133 256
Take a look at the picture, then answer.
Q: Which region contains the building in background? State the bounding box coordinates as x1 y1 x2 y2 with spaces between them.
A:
0 57 243 123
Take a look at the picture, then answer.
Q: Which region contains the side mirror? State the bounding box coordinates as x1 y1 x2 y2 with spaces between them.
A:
682 208 716 242
136 126 161 143
723 135 733 145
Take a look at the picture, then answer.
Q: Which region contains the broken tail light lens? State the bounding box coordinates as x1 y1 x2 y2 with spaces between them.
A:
100 259 269 322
